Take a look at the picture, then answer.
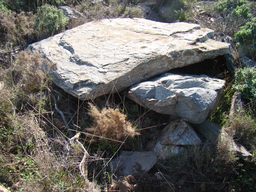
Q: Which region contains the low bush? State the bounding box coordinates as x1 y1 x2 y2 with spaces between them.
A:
0 11 36 47
216 0 249 15
235 17 256 59
0 1 11 13
215 0 250 35
232 67 256 102
34 4 69 40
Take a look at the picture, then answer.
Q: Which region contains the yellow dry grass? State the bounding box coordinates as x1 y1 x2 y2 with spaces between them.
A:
88 103 139 141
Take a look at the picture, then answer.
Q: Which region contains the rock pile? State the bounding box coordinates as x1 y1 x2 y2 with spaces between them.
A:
27 18 247 178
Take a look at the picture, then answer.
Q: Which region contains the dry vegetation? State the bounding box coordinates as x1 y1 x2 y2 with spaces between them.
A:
1 0 256 191
87 103 139 141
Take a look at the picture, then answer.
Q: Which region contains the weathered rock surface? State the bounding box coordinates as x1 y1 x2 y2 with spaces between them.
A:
229 92 244 119
128 73 226 124
111 151 157 177
150 119 202 160
240 56 256 69
58 6 84 19
27 18 229 100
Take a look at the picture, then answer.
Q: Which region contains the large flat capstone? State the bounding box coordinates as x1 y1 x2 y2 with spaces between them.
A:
27 18 229 100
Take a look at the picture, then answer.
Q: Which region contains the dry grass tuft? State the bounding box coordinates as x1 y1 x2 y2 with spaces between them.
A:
88 103 139 141
2 50 50 99
224 112 256 153
0 11 36 47
14 50 47 92
216 132 237 164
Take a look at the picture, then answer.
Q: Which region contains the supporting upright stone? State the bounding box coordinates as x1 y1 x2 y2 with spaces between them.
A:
128 73 225 124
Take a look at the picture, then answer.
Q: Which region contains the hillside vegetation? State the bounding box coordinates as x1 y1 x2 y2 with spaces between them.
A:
0 0 256 191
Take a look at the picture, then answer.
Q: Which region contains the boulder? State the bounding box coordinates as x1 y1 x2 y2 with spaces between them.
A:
128 73 225 124
150 119 202 160
111 151 157 177
27 18 229 100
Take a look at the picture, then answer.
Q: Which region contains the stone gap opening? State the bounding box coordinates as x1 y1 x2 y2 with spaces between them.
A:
169 55 230 79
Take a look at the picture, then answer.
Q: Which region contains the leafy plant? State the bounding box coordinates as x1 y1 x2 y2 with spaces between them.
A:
233 67 256 101
34 4 69 40
0 1 11 13
235 17 256 59
216 0 249 15
233 3 250 18
175 8 187 22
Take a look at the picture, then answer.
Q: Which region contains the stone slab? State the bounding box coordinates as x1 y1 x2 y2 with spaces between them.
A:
27 18 229 100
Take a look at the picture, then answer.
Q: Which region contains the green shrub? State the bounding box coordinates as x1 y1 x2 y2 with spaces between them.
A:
233 67 256 101
235 19 256 44
233 3 250 18
215 0 250 19
234 17 256 58
34 4 69 40
216 0 248 13
0 1 11 13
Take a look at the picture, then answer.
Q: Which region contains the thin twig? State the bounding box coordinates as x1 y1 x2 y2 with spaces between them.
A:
69 128 125 144
50 92 69 129
158 170 175 192
69 133 90 180
136 123 167 131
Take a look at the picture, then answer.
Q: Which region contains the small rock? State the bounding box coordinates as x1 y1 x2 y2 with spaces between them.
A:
240 56 256 69
151 119 202 160
111 151 157 177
